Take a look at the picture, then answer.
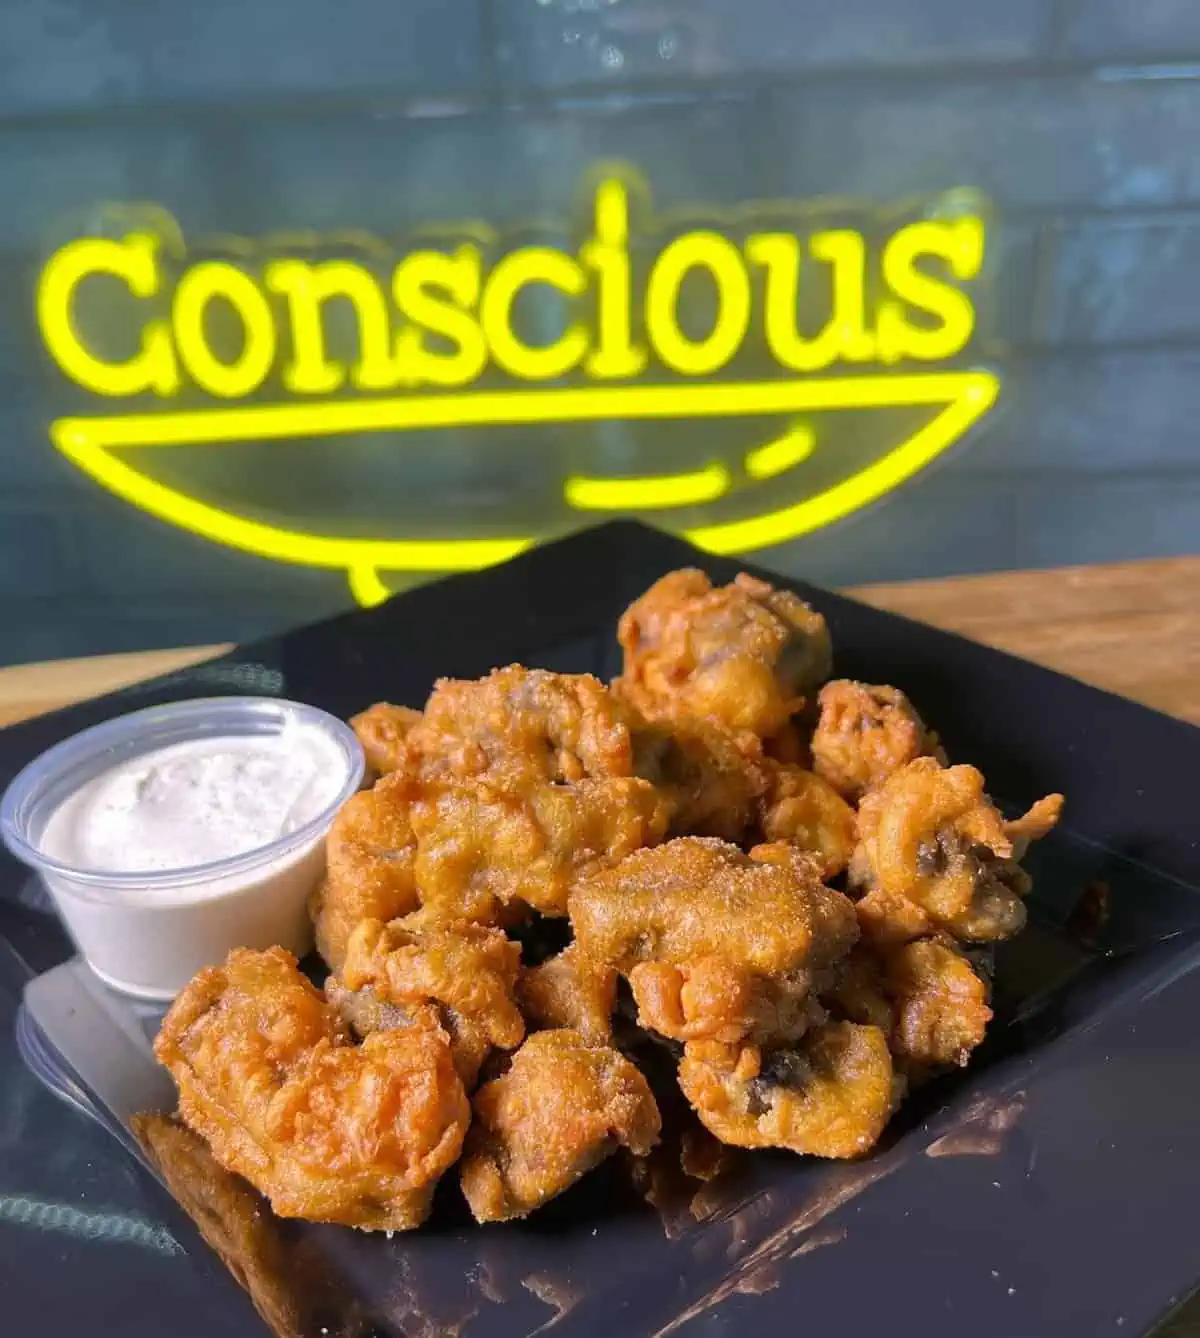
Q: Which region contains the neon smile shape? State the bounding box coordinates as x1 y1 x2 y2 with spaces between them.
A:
37 172 999 606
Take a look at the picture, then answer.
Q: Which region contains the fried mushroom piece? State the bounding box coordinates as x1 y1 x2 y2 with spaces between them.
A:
154 947 469 1231
324 980 495 1092
516 943 618 1042
678 1021 899 1159
340 912 524 1050
409 666 634 785
459 1030 661 1223
318 764 669 961
757 763 857 878
631 714 768 842
411 774 671 920
569 838 858 1047
849 758 1063 944
615 569 832 739
884 938 992 1070
824 939 992 1071
312 771 420 971
810 680 940 801
350 702 423 776
628 956 828 1049
328 911 524 1087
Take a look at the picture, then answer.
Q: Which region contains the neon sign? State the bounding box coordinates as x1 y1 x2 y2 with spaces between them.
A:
36 169 999 606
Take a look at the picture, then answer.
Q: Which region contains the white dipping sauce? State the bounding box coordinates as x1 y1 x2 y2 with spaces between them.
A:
40 723 346 875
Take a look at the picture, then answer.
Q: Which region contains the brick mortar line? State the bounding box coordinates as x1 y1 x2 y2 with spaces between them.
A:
9 53 1200 132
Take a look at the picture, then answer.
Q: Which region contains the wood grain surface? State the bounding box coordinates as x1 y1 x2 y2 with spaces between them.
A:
0 555 1198 729
853 555 1200 726
0 645 232 728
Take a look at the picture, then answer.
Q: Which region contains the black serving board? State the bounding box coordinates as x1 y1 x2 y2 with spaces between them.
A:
3 521 1200 1338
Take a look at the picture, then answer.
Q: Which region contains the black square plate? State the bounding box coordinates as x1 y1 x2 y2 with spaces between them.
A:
3 521 1200 1338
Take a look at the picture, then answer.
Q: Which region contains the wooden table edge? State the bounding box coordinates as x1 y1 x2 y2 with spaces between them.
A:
1 555 1198 729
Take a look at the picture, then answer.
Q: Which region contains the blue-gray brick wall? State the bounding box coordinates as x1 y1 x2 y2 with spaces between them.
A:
0 0 1198 665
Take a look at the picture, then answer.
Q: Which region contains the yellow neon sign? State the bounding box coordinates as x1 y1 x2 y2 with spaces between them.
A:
36 169 999 605
744 424 816 480
565 462 731 511
37 234 180 397
172 262 277 398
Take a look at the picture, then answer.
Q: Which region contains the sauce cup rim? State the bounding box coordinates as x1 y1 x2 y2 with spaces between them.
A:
0 695 364 894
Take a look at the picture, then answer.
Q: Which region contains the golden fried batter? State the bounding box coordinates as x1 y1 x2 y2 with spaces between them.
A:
757 763 857 878
678 1022 898 1159
516 943 617 1042
152 577 1070 1224
339 912 524 1052
155 947 469 1231
571 838 857 978
324 982 493 1091
615 569 832 739
824 939 992 1070
459 1030 661 1222
631 714 768 841
324 972 416 1038
411 774 671 920
849 884 939 946
850 758 1062 944
1006 794 1065 854
823 947 895 1034
340 671 647 930
314 772 419 970
811 680 939 800
884 938 991 1070
317 762 668 968
410 666 634 785
350 702 422 776
569 838 857 1047
628 955 827 1047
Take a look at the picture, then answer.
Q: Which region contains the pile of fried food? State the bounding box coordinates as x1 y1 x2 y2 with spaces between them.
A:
154 568 1063 1232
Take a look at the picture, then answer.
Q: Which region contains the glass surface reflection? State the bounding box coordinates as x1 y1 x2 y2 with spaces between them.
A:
0 945 263 1337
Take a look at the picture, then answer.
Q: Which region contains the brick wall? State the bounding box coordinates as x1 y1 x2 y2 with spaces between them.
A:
1 0 1198 664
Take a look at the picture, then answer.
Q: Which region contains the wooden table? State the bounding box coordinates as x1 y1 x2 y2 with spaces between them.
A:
1 555 1198 729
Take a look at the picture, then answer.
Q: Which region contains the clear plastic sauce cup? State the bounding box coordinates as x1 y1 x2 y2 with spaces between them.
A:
0 697 364 1000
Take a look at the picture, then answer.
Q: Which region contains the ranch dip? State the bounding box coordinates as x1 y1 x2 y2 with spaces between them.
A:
39 722 347 876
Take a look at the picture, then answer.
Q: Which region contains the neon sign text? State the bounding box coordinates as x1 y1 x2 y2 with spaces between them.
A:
38 179 984 401
36 172 999 604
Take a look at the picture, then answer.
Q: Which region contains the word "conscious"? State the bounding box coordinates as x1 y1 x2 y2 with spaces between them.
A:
37 178 985 403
